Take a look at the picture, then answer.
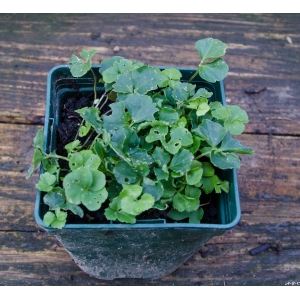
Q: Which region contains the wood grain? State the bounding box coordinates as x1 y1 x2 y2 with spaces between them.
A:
1 14 300 133
0 13 300 286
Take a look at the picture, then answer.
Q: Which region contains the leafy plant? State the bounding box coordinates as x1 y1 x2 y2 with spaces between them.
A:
27 37 254 228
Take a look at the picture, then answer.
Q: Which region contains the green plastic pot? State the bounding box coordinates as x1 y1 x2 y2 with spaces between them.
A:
34 65 241 280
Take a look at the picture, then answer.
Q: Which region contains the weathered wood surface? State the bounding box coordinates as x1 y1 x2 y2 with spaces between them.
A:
1 13 300 286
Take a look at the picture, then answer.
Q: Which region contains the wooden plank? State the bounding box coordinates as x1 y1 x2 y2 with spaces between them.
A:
0 14 300 134
0 229 299 286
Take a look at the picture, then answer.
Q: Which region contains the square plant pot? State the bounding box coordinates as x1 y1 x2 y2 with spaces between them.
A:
34 65 241 280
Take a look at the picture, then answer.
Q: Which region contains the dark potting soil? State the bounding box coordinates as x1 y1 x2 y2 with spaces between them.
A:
55 91 219 225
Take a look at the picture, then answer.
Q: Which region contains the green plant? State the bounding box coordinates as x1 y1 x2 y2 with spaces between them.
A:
27 38 254 229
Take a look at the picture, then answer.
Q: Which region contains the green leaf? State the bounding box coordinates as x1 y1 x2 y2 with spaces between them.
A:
121 193 155 216
26 148 44 179
158 107 179 124
168 209 191 221
44 191 65 210
42 158 58 174
187 98 210 117
115 59 134 73
199 58 229 83
202 162 215 177
75 107 103 134
161 138 182 155
65 140 81 155
125 94 158 123
113 73 134 94
134 161 150 178
36 172 56 192
154 167 169 181
43 212 56 227
162 68 182 81
210 101 230 121
161 178 176 198
99 56 124 74
186 161 203 185
102 66 119 83
152 202 168 210
69 150 101 171
225 105 249 135
113 161 139 184
55 209 68 222
111 126 140 155
226 121 245 135
172 82 194 102
102 101 130 134
131 66 163 94
189 209 204 224
173 193 199 212
104 207 118 221
193 119 227 147
169 149 194 175
130 149 154 165
189 88 213 101
229 105 248 121
201 175 218 194
33 148 43 166
170 126 193 147
63 167 107 210
64 203 84 218
189 136 201 154
219 133 254 155
120 184 143 198
210 151 240 169
105 194 137 224
196 98 210 116
107 180 123 199
185 185 201 199
33 128 44 150
50 218 67 229
145 125 168 143
142 178 164 201
220 180 230 193
68 49 97 77
152 147 170 167
195 38 227 61
104 203 136 224
117 212 136 224
80 49 98 61
113 66 162 94
121 194 155 216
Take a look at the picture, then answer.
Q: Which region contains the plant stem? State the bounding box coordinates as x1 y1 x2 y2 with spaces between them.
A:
90 69 97 100
200 199 211 207
195 151 211 160
95 92 107 108
46 154 69 161
99 96 109 111
74 120 84 141
81 128 95 149
188 61 203 83
89 133 101 150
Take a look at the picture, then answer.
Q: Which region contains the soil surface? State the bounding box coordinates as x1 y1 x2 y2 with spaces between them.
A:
56 91 218 225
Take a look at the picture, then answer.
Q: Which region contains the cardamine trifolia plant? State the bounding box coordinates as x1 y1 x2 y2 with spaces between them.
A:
27 38 254 228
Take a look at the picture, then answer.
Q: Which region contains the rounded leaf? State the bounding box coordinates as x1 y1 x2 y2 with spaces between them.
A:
63 167 106 206
199 58 229 83
195 38 227 61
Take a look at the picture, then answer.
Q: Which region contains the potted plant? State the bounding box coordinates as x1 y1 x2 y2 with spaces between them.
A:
27 38 254 280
